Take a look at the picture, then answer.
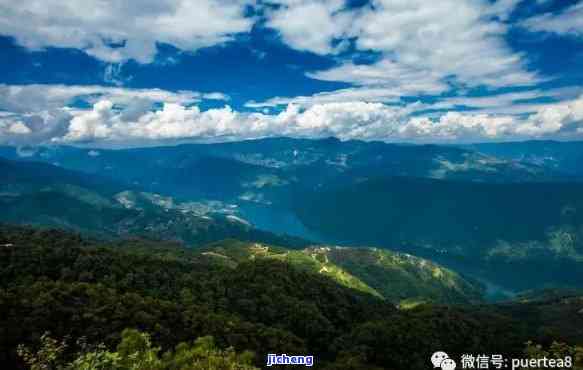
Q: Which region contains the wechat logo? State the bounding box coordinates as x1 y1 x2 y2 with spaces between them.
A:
431 351 457 370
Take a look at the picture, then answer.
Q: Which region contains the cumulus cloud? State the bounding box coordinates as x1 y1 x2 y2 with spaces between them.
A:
0 0 254 63
403 112 518 141
7 121 32 134
515 97 583 136
0 84 231 145
53 94 583 144
521 2 583 37
0 110 72 146
2 83 583 146
52 100 411 143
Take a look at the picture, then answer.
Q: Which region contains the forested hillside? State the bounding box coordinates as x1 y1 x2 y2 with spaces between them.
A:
295 176 583 291
0 157 308 248
201 239 485 306
1 225 582 369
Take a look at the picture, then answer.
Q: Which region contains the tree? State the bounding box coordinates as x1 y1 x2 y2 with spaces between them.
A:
17 333 68 370
18 330 259 370
523 341 583 370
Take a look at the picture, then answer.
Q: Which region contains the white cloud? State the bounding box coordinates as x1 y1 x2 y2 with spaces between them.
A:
203 92 231 101
247 85 583 121
56 94 583 144
258 0 541 108
521 2 583 37
53 100 410 143
403 112 518 141
252 0 543 119
515 97 583 136
400 96 583 142
317 0 537 89
103 63 132 86
246 86 405 108
433 90 548 110
482 0 523 21
3 86 583 146
65 100 115 142
0 110 71 145
418 87 583 115
0 84 228 113
308 59 449 95
265 0 351 55
0 84 230 145
0 0 254 63
7 121 32 134
0 0 550 105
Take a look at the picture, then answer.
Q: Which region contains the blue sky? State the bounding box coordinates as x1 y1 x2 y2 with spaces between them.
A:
0 0 582 146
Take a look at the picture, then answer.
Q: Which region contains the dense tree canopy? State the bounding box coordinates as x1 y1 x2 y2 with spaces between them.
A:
1 225 582 369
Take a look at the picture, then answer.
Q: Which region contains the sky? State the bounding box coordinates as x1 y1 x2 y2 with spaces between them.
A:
0 0 582 147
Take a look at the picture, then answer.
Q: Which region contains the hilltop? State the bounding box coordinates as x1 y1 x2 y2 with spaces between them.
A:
200 239 484 306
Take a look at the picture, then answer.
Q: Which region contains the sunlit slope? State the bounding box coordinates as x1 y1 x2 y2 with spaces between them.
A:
200 240 485 306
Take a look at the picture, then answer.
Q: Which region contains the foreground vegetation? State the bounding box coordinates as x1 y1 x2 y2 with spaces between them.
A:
1 225 582 369
18 329 258 370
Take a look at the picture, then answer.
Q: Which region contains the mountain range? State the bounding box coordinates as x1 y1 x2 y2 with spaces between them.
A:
3 138 583 368
0 157 307 248
3 138 583 295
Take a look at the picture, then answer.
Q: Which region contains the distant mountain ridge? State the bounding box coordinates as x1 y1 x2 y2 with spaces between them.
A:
1 138 574 242
4 138 583 294
0 137 573 198
463 140 583 178
0 157 308 248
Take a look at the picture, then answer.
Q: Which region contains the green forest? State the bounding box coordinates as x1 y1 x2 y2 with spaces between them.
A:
1 225 582 369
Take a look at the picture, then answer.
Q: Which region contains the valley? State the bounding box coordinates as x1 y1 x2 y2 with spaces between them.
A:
2 138 583 368
3 138 583 295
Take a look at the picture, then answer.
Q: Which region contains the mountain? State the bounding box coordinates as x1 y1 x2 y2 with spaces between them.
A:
0 156 123 195
199 239 485 306
0 225 391 368
0 138 570 202
0 157 308 248
4 139 583 293
494 289 583 345
464 141 583 178
1 138 572 244
1 225 581 369
294 176 583 291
